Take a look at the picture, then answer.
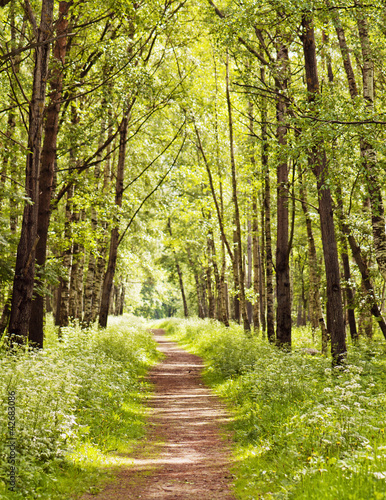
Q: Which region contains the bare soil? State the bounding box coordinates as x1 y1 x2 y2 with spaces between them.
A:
80 328 236 500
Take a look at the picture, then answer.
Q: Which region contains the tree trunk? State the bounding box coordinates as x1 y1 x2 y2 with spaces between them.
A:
275 41 292 347
8 0 54 343
187 249 205 318
119 285 125 315
99 113 128 328
246 220 253 325
208 232 222 321
335 184 358 342
301 14 347 363
29 1 70 347
299 168 328 352
176 261 189 318
226 53 250 331
248 102 261 332
83 247 96 325
264 138 274 342
76 211 86 319
69 239 80 320
58 188 73 327
114 284 121 316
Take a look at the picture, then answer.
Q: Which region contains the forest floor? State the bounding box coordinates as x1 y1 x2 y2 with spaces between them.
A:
80 328 236 500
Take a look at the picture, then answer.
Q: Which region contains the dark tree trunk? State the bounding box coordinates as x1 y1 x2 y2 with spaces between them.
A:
264 140 274 342
8 0 54 343
226 53 250 331
275 42 292 347
301 14 347 363
58 188 73 327
99 113 128 328
246 220 253 325
177 261 189 318
29 1 70 347
299 167 328 352
335 184 358 342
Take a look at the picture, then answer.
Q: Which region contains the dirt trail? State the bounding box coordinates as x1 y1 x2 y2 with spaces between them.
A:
80 328 236 500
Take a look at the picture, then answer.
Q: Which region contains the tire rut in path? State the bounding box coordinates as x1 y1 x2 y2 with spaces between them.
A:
80 328 236 500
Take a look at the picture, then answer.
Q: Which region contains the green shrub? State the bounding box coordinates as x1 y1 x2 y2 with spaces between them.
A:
161 317 386 499
0 314 158 499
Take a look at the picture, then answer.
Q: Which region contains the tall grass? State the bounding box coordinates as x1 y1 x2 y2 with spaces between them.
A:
0 314 159 499
159 318 386 500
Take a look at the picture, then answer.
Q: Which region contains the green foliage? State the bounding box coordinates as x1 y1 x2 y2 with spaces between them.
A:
0 315 159 499
160 318 386 499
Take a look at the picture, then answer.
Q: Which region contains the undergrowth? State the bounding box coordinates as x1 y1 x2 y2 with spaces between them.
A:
158 317 386 500
0 314 159 499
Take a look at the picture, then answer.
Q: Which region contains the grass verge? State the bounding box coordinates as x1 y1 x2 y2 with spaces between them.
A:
157 317 386 500
0 314 160 500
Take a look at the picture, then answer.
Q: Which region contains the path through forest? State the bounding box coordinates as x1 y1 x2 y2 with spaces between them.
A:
81 328 236 499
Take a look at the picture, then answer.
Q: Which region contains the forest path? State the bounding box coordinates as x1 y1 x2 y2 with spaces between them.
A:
80 328 236 500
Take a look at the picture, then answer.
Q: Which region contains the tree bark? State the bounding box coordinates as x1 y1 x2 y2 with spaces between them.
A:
246 220 253 325
226 53 250 331
335 184 358 342
177 261 189 318
29 1 70 346
264 135 274 342
8 0 54 343
58 188 73 327
99 113 128 327
301 13 347 363
275 41 292 347
299 167 328 352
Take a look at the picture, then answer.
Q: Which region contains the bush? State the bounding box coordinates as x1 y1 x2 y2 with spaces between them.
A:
161 317 386 499
0 315 158 499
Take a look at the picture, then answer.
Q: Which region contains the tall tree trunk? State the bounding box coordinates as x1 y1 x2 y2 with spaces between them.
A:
58 188 73 327
114 284 121 316
176 261 189 318
246 220 253 325
248 102 261 331
299 168 328 352
264 135 274 342
208 232 222 321
301 14 347 363
90 116 112 322
75 210 86 319
99 112 129 327
69 239 80 320
232 228 241 323
167 218 189 317
252 196 261 332
0 5 18 335
29 1 70 347
8 0 54 343
225 53 250 331
83 246 97 325
187 249 205 318
275 41 292 347
335 184 358 342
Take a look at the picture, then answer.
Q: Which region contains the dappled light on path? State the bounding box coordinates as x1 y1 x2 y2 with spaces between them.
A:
80 328 235 499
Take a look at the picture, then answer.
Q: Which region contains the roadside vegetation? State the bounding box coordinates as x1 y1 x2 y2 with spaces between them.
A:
159 318 386 500
0 315 159 500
